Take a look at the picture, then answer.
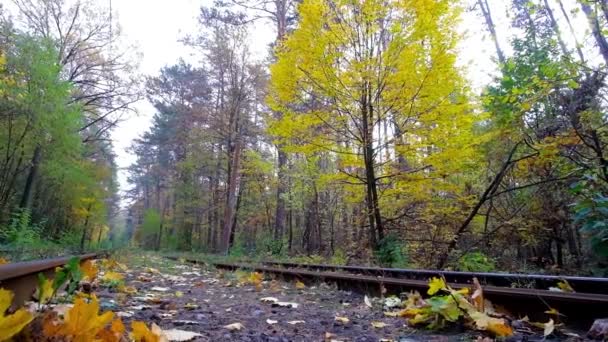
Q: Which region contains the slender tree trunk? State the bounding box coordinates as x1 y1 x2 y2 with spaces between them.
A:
79 203 93 252
543 0 569 56
556 0 586 62
478 0 506 64
581 1 608 64
274 150 287 240
220 139 243 254
19 145 41 210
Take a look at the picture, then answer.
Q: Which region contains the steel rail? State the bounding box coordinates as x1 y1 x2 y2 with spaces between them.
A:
259 261 608 294
166 256 608 324
0 252 107 308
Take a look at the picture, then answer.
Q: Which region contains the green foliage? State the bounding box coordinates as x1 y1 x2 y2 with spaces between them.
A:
458 251 496 272
140 209 161 249
330 249 347 265
572 177 608 259
374 235 408 268
52 257 83 294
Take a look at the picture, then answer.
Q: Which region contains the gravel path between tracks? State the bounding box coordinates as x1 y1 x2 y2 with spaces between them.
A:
97 254 560 342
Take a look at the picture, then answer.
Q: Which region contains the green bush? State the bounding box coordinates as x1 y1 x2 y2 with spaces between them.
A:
375 234 408 267
458 251 496 272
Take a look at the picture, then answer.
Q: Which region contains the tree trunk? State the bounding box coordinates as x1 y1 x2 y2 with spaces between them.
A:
556 0 586 63
581 1 608 65
274 149 287 241
19 145 41 210
220 139 243 254
543 0 569 56
478 0 506 64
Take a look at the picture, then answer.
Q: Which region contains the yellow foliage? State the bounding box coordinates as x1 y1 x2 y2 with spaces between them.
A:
0 258 9 265
43 295 114 342
0 288 34 341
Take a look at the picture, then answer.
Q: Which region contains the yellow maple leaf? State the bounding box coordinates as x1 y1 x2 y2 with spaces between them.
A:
557 280 574 292
295 280 305 289
470 311 513 337
131 321 167 342
35 276 55 304
0 288 34 341
248 272 263 286
44 295 114 341
427 277 447 295
96 318 125 342
80 260 99 281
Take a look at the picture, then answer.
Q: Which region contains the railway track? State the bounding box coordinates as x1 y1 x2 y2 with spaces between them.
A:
0 252 107 309
167 256 608 325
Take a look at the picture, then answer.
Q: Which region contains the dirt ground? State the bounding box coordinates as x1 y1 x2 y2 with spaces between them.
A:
94 253 565 342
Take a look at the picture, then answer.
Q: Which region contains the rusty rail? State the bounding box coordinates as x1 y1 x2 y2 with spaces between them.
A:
166 256 608 325
260 261 608 295
0 252 107 308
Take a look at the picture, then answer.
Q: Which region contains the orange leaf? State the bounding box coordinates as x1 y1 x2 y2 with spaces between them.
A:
80 260 98 281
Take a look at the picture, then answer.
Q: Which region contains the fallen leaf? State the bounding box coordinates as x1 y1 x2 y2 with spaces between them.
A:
163 329 203 341
287 320 305 325
175 291 183 298
471 277 484 312
0 258 9 265
427 277 446 295
544 319 555 336
364 295 372 308
183 303 198 310
117 285 137 295
383 297 401 308
295 280 305 289
557 280 574 293
260 297 278 303
151 286 170 292
0 288 34 341
102 271 124 282
383 311 401 317
44 295 114 340
334 316 350 324
470 311 513 337
544 308 565 316
224 322 244 331
131 321 167 342
146 267 161 275
80 260 98 281
266 319 278 325
371 321 388 328
35 274 54 304
276 302 299 308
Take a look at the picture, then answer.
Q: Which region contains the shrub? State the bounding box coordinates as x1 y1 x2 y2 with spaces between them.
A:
458 251 496 272
375 234 408 267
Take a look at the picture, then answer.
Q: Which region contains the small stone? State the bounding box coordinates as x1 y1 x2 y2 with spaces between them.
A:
588 318 608 340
